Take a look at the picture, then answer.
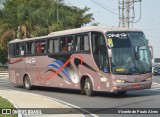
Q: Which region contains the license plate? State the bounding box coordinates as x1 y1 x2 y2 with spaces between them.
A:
132 85 140 89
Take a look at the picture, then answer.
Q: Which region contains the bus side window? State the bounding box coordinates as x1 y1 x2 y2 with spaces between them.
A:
26 42 35 55
36 40 46 54
67 36 74 52
91 32 106 68
36 41 41 54
9 43 15 57
60 37 67 52
31 42 35 54
54 39 59 53
92 32 105 55
15 43 20 56
75 35 81 51
99 46 109 73
41 40 46 54
81 34 89 51
15 43 24 56
48 38 59 53
48 39 54 53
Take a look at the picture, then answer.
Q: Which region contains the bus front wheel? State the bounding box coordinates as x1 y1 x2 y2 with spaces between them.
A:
24 75 32 90
84 78 94 96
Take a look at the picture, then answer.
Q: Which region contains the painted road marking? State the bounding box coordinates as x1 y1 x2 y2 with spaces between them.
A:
148 87 160 91
0 81 10 84
0 77 9 80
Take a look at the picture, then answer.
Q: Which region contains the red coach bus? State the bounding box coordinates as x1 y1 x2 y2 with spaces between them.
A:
8 26 153 96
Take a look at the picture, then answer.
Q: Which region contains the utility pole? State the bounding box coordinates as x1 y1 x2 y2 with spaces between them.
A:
126 0 130 28
122 0 125 27
119 0 142 28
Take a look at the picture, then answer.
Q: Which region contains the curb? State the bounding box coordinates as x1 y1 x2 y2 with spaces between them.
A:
0 89 87 117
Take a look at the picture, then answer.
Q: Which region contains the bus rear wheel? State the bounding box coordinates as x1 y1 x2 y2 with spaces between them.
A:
24 75 32 90
84 78 94 96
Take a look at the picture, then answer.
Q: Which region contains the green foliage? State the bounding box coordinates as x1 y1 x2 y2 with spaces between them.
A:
0 96 18 117
0 0 93 38
0 0 93 63
0 47 7 65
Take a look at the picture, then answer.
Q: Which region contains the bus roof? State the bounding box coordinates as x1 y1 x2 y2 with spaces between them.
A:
9 26 142 43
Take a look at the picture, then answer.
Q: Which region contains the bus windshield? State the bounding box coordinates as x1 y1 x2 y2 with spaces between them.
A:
106 32 152 75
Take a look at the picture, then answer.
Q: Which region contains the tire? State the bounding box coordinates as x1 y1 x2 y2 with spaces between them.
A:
81 85 86 95
24 75 32 90
117 91 127 95
84 78 94 96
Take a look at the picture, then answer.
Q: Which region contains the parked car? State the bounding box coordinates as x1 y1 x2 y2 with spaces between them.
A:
153 66 160 76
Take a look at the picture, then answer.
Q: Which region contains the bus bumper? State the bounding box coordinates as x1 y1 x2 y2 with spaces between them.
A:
111 81 152 92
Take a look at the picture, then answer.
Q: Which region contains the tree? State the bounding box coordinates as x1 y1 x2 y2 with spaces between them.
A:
0 0 93 40
0 0 94 65
0 48 7 66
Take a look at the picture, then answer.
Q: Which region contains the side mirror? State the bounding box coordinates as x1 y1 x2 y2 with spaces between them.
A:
149 45 153 59
106 43 112 58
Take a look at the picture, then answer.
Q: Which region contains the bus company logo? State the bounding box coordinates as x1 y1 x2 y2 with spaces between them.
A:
25 58 36 64
107 33 128 39
36 55 82 84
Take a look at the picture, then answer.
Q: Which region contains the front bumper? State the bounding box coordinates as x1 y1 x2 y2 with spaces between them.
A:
111 81 152 92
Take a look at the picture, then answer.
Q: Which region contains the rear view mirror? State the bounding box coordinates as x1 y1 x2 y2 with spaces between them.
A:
149 45 153 59
106 43 112 58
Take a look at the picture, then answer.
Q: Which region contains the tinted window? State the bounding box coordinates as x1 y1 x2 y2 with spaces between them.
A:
92 32 105 54
36 40 46 54
26 41 35 55
9 43 15 57
48 39 54 53
81 34 89 51
67 36 74 52
15 43 25 56
60 37 67 52
75 35 81 51
48 39 59 53
60 36 74 52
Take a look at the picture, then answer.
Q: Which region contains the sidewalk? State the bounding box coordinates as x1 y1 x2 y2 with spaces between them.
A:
0 75 85 117
0 89 85 117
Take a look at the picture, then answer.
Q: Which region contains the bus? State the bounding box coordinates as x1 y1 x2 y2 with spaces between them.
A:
8 26 153 96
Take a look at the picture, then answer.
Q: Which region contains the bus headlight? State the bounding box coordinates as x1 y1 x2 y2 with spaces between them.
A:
115 79 125 83
146 77 152 81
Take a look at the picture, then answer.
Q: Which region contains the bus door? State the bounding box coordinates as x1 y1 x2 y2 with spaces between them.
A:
14 42 25 84
99 46 111 90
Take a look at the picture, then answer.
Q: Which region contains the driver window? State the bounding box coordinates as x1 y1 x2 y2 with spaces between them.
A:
99 46 109 73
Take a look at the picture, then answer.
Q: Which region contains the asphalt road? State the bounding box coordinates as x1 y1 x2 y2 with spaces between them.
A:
1 76 160 117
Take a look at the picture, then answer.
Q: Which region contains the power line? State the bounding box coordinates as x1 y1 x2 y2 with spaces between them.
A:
131 1 142 23
119 0 142 28
90 0 119 16
141 28 160 31
93 0 118 11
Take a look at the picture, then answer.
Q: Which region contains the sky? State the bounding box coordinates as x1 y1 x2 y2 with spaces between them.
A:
64 0 160 59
